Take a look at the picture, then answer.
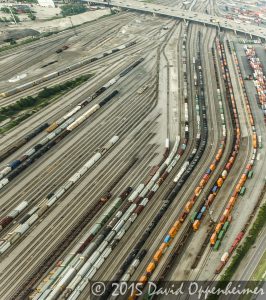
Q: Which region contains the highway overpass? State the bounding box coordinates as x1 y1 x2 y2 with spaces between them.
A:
88 0 266 41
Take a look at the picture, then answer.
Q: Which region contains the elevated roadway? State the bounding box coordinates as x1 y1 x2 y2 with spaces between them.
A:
88 0 266 40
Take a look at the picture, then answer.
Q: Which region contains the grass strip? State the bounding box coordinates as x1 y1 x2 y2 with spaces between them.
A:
0 73 93 133
208 202 266 300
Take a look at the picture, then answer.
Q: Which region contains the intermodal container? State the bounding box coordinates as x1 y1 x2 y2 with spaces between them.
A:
210 232 217 246
248 170 253 178
218 230 225 240
239 186 246 196
213 240 221 251
222 221 230 232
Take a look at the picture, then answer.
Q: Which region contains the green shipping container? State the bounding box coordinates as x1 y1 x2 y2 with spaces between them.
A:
191 212 197 223
240 186 246 196
248 171 253 178
222 221 230 232
213 240 221 251
218 230 225 240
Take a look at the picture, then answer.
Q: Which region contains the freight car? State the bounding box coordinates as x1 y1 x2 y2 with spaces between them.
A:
119 58 144 77
0 136 120 255
0 92 119 188
29 31 206 300
119 33 210 298
56 45 69 53
0 122 49 174
0 41 137 98
41 133 181 300
207 40 258 246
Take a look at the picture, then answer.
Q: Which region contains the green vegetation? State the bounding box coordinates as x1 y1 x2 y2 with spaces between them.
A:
16 0 37 3
12 14 20 23
0 16 9 23
0 32 56 52
0 74 93 133
0 11 113 53
28 12 36 20
237 250 266 300
208 202 266 300
1 7 17 14
221 203 266 280
61 4 87 17
251 250 266 281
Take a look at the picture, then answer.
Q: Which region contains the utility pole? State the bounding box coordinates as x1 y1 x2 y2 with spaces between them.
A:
107 0 112 14
69 15 78 36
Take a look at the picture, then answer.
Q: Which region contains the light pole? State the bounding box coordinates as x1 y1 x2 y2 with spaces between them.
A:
69 14 78 36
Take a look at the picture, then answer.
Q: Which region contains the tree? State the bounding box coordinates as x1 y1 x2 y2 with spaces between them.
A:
28 13 36 20
61 4 87 17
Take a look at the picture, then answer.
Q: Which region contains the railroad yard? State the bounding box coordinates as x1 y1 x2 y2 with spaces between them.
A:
0 0 266 300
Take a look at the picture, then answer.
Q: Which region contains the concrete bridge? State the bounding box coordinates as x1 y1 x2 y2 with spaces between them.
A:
88 0 266 41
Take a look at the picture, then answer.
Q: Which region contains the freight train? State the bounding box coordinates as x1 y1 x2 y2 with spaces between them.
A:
0 122 49 164
0 136 120 255
0 91 119 190
0 41 136 98
0 57 145 186
36 134 182 300
104 30 210 299
208 40 258 250
31 105 181 299
189 43 233 232
27 25 196 300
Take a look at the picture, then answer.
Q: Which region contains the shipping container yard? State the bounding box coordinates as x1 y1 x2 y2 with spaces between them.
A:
0 0 266 300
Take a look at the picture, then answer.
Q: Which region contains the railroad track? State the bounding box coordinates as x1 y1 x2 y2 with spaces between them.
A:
0 36 165 298
0 71 158 233
0 20 170 152
49 19 191 300
0 13 135 79
0 5 263 300
83 21 209 296
115 23 228 300
8 120 159 300
0 78 162 298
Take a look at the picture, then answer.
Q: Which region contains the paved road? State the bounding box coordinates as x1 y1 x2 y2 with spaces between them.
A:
225 229 266 300
88 0 266 40
240 228 266 280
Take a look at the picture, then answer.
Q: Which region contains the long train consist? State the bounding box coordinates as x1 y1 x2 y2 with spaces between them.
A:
0 91 117 230
0 122 49 164
0 58 144 187
0 91 119 191
211 39 258 270
184 38 256 273
9 157 138 300
34 24 199 300
0 41 136 98
215 182 266 274
0 135 120 255
124 32 210 298
29 34 184 295
208 40 257 251
189 41 238 233
0 57 143 164
30 133 183 300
